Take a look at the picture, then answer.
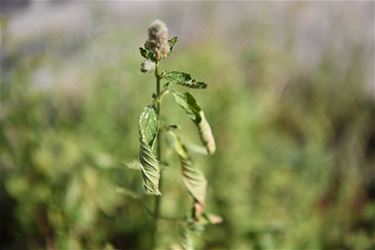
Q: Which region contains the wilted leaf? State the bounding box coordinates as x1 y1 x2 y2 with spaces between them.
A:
172 92 216 154
197 111 216 154
181 157 207 204
167 131 207 204
162 71 207 89
138 106 160 195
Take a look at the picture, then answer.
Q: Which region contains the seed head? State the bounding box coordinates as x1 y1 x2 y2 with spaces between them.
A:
145 19 170 60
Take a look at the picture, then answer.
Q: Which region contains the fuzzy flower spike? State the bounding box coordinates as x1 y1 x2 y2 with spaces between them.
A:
144 19 170 60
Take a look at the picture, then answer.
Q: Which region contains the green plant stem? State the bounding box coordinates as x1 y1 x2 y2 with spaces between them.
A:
152 63 162 249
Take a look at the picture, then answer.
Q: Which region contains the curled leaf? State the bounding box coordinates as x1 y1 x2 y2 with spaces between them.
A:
197 111 216 154
139 139 160 195
172 92 216 154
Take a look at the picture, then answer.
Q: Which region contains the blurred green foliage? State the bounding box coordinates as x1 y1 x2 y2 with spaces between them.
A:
1 23 375 250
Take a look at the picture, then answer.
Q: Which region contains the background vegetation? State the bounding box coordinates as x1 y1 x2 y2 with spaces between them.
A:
1 1 374 249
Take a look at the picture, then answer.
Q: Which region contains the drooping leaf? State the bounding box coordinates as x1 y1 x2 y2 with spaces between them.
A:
168 36 178 52
138 106 160 195
167 131 207 204
172 92 216 154
162 71 207 89
172 91 201 122
181 157 207 205
197 111 216 154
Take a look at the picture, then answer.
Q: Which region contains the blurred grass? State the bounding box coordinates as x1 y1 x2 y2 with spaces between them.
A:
1 12 375 250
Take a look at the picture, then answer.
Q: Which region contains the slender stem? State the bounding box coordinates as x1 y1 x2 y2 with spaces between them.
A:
152 62 162 249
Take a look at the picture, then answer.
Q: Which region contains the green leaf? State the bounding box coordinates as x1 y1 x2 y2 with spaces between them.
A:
139 47 148 59
139 47 156 62
162 71 207 89
172 92 216 154
166 131 188 159
139 106 158 146
168 36 178 51
172 91 202 122
138 106 160 195
167 131 207 204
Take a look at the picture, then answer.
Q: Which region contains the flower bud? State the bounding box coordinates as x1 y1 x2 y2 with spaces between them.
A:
140 59 156 73
145 19 170 60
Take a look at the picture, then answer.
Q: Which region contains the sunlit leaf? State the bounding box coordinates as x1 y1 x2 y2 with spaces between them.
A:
162 71 207 89
138 106 160 195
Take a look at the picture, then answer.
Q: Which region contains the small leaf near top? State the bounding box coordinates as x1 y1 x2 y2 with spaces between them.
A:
162 71 207 89
139 47 157 62
168 36 178 52
139 47 148 58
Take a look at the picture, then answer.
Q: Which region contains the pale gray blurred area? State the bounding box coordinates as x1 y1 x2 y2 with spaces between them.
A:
1 0 374 95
